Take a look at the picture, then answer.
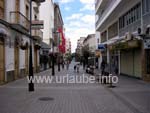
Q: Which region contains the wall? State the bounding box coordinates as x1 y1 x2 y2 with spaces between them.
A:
40 0 54 45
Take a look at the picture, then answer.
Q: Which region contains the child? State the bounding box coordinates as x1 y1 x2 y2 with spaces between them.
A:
76 64 80 73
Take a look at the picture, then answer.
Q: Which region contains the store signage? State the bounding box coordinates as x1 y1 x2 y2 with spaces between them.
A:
32 20 44 29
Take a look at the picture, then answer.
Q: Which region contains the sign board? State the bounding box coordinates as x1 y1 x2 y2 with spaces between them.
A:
32 20 44 29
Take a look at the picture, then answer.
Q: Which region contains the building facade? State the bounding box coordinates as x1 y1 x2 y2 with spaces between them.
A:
76 37 85 57
65 38 71 54
40 0 54 48
0 0 43 84
54 2 65 54
83 34 96 53
96 0 150 80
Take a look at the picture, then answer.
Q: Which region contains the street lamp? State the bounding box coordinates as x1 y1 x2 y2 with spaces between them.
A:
28 0 45 92
53 29 60 71
51 29 61 75
52 39 55 76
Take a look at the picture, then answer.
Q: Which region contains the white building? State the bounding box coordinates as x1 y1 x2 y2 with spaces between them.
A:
40 0 54 49
95 0 150 80
65 38 71 54
83 34 96 53
0 0 43 84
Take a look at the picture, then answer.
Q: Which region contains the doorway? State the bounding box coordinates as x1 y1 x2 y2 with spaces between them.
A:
0 38 5 83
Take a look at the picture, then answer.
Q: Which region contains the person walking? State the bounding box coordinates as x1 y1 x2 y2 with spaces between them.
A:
66 60 70 70
101 60 106 75
76 64 80 73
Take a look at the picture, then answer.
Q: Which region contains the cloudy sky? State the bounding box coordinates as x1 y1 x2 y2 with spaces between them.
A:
53 0 95 53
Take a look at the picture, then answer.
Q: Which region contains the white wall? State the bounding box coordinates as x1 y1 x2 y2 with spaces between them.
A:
40 0 54 45
5 0 15 22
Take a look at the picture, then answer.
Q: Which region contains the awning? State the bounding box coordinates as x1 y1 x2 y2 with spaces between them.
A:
98 44 106 50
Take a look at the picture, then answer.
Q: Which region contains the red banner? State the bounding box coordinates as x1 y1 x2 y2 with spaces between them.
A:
58 27 66 53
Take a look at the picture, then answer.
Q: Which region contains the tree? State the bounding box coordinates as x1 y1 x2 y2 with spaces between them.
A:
82 45 91 65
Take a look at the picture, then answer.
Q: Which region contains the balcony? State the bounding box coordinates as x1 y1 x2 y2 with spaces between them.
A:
32 29 43 40
96 0 121 31
95 0 109 14
10 11 30 31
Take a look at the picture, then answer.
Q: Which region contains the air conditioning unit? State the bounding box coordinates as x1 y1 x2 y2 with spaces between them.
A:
125 32 132 40
146 27 150 35
137 28 142 35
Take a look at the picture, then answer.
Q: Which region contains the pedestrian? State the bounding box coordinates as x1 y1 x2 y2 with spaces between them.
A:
62 59 64 69
83 59 86 70
76 64 80 73
43 55 48 70
101 60 106 75
66 60 69 70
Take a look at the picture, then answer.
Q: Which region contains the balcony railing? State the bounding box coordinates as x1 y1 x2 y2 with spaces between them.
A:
95 0 102 11
10 11 30 30
96 0 118 29
32 29 43 40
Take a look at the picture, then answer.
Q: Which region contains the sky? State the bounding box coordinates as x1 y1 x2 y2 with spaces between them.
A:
53 0 95 53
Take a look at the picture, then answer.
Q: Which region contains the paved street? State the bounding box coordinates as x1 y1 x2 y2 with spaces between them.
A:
0 62 150 113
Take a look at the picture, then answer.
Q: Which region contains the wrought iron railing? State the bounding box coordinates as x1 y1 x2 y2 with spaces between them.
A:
32 29 43 39
10 11 30 30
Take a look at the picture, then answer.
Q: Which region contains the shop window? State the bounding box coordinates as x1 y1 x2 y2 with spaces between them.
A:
119 3 141 29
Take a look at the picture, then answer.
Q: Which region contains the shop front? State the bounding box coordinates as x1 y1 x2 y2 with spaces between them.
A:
142 36 150 81
111 38 142 78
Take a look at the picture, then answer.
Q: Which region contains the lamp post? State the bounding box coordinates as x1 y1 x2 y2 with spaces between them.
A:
52 29 60 75
52 39 55 76
28 0 45 92
57 32 60 72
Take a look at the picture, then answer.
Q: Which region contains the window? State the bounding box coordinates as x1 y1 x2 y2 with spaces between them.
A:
26 5 29 19
101 31 107 43
142 0 150 15
119 3 141 29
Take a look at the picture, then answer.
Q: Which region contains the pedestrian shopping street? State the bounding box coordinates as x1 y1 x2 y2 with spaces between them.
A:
0 62 150 113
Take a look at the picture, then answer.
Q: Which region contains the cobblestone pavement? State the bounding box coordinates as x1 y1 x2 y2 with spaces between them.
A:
0 62 150 113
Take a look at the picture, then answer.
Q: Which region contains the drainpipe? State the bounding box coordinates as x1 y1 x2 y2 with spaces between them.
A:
118 50 121 75
141 0 144 33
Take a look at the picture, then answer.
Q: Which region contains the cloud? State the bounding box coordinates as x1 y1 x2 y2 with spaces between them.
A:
66 13 83 20
65 14 95 52
64 6 71 11
59 0 74 4
81 14 95 23
79 0 95 11
65 27 95 53
79 0 95 4
80 4 95 11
